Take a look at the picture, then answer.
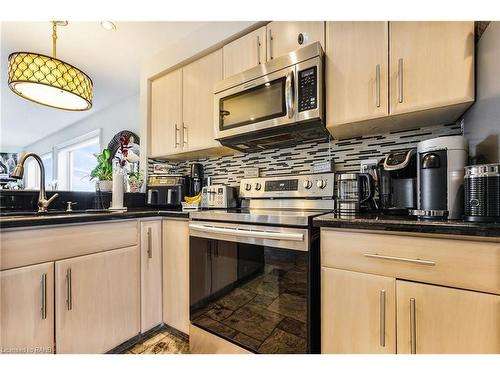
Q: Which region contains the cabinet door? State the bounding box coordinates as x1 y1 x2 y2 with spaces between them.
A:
326 22 389 128
162 219 190 334
150 68 183 157
182 49 222 151
321 268 396 353
223 26 267 78
389 21 474 116
267 21 325 60
55 246 140 353
1 262 54 354
397 280 500 354
140 220 163 332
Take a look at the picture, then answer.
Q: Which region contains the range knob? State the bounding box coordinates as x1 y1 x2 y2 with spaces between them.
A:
244 183 252 191
316 179 327 189
255 182 262 191
303 180 313 189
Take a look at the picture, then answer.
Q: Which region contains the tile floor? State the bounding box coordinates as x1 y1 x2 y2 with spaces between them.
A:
125 328 189 354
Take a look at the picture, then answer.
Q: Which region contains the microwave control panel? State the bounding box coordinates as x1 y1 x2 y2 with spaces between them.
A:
298 66 317 112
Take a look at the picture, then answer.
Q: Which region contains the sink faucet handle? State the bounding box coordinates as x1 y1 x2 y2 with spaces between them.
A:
66 201 77 212
37 193 59 213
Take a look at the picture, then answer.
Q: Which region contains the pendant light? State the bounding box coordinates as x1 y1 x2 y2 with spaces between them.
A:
8 21 93 111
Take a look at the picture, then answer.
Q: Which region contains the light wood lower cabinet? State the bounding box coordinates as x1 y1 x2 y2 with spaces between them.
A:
396 280 500 354
1 262 54 354
321 268 396 354
140 220 163 332
162 219 190 334
55 246 140 353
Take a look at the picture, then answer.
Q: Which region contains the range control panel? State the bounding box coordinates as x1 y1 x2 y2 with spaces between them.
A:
298 67 318 112
240 173 334 199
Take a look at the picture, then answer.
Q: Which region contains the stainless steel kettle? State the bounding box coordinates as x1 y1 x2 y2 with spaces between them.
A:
336 173 376 213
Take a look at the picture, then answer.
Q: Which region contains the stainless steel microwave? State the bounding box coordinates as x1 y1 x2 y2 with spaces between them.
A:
213 42 326 152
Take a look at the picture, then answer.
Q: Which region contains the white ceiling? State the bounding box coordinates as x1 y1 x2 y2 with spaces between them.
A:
0 21 210 150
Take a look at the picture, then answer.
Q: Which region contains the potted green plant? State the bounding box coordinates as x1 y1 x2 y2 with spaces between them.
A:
127 170 143 193
89 149 113 192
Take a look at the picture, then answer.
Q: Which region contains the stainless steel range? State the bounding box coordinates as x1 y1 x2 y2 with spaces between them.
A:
189 173 334 354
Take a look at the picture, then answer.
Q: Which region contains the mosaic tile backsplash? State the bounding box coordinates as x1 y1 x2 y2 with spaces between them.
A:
148 122 463 186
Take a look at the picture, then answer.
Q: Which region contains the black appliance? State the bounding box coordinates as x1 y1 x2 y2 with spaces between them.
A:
145 175 187 208
188 173 335 354
464 163 500 222
377 149 417 214
190 163 203 196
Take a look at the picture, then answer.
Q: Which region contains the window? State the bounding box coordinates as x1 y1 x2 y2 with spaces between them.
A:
24 152 53 190
57 133 100 191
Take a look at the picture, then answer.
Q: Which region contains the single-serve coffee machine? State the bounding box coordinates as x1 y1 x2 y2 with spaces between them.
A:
411 135 468 220
377 149 417 214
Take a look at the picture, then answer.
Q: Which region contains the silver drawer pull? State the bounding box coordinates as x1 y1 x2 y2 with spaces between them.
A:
147 227 153 259
410 298 417 354
363 253 435 266
379 289 386 347
41 273 47 320
66 268 72 311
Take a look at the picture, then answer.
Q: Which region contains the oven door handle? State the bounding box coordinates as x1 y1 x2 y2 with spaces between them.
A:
189 223 304 241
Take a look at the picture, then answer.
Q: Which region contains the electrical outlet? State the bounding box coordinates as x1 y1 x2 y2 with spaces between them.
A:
360 158 379 174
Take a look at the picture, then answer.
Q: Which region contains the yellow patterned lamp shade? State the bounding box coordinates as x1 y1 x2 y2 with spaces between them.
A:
8 52 93 111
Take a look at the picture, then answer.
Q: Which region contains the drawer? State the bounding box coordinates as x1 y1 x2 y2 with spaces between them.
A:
321 229 500 295
1 220 138 270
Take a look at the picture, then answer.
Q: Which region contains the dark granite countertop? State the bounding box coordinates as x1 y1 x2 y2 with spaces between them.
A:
0 208 189 229
313 212 500 238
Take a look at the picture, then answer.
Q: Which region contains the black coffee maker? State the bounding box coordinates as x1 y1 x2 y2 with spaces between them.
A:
377 149 417 214
189 163 203 196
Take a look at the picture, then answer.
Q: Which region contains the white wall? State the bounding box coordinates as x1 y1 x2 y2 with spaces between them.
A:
24 94 140 154
139 21 260 173
463 22 500 162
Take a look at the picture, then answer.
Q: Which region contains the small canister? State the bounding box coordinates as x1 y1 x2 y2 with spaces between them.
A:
464 163 500 222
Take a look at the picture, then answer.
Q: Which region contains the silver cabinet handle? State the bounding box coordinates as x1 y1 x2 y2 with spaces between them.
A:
363 253 435 266
66 268 72 311
410 298 416 354
174 124 180 147
256 35 261 65
285 70 295 119
182 122 188 146
398 58 404 103
147 227 153 259
379 289 386 347
375 64 381 108
41 273 47 320
268 29 273 60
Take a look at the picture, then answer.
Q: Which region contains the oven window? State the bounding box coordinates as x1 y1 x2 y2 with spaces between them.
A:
219 77 287 130
190 237 308 353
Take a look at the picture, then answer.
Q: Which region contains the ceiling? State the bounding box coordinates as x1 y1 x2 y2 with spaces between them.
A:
0 21 210 150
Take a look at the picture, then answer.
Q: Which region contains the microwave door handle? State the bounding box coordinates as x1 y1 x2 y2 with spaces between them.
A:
285 70 295 118
189 223 304 241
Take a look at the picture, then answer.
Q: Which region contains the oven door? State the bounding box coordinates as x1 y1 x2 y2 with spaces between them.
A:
189 221 317 354
214 65 297 140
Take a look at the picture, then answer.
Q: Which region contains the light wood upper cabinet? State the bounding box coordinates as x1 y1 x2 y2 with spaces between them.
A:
321 268 396 354
223 26 267 78
267 21 325 60
1 262 54 354
162 219 190 334
396 280 500 354
389 21 475 116
55 246 140 354
182 49 223 152
150 69 183 157
140 220 163 332
326 22 389 128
